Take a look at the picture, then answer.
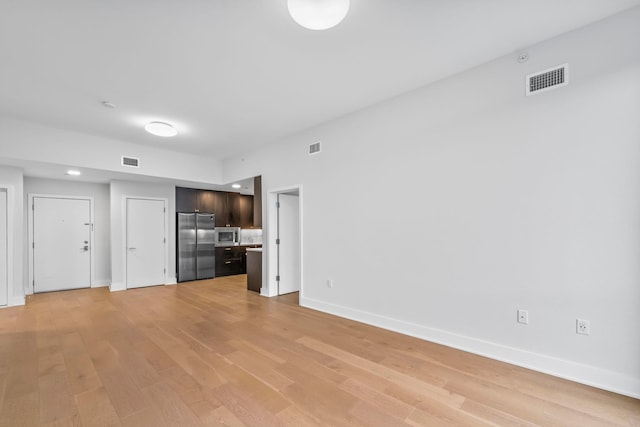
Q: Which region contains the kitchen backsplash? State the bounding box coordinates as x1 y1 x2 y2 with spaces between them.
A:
240 228 263 245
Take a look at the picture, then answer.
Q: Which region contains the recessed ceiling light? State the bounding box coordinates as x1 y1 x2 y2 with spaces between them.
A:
145 121 178 137
231 183 242 189
66 170 81 176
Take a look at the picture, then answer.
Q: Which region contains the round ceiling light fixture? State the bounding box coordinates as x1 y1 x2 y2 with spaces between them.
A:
287 0 350 30
145 121 178 137
231 183 242 189
66 170 81 176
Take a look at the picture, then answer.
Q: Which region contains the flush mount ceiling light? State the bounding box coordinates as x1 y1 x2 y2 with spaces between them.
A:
231 183 242 189
145 121 178 137
66 170 81 176
287 0 350 30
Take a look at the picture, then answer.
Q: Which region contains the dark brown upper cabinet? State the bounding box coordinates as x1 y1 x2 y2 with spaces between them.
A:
176 187 218 214
228 192 241 227
253 176 262 228
239 194 254 229
176 187 198 212
213 191 240 227
176 186 256 228
198 190 217 214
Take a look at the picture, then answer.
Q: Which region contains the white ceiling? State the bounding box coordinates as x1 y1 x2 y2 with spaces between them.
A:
1 0 639 161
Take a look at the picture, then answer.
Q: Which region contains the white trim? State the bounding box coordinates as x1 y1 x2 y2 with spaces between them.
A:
265 192 278 297
10 296 25 306
122 196 169 289
92 279 110 288
265 185 303 299
0 184 14 307
27 193 95 295
110 282 125 292
300 296 640 399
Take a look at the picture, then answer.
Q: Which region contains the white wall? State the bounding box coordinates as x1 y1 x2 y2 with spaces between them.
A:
0 166 24 306
0 117 223 185
109 180 176 290
223 8 640 397
23 178 111 288
0 189 6 305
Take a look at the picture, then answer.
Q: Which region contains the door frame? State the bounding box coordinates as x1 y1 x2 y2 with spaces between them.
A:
27 194 95 295
266 185 303 299
122 196 169 289
0 184 14 307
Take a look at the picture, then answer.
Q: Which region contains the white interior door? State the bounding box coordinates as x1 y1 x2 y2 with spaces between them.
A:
0 189 7 306
277 194 300 295
126 198 166 289
33 197 91 293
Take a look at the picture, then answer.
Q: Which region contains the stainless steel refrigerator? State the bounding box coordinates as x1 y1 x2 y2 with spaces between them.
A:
177 213 215 282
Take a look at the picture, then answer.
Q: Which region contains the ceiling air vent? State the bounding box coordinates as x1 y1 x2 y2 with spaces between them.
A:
526 63 568 96
121 156 140 168
309 141 321 155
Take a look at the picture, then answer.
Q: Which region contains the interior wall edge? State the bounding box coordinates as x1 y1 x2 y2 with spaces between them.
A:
0 116 225 185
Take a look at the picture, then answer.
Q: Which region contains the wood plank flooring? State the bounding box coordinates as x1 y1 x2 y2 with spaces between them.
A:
0 275 638 426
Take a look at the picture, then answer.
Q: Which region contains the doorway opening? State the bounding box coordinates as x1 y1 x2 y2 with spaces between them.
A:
267 186 303 300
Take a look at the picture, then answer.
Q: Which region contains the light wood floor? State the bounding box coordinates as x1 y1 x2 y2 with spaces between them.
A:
0 276 638 426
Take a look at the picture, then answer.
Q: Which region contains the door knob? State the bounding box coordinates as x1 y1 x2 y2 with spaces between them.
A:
82 246 89 251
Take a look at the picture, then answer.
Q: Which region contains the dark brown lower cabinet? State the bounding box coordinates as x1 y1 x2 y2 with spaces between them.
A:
215 247 245 277
246 250 262 292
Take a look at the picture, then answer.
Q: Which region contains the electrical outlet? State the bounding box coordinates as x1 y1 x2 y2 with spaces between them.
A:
326 279 333 288
517 309 529 325
576 319 591 335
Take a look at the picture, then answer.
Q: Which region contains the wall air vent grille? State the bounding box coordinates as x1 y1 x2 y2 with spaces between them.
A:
309 141 321 155
121 156 140 167
526 64 568 96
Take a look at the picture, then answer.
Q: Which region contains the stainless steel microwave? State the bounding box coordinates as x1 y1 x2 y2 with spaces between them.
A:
214 227 240 246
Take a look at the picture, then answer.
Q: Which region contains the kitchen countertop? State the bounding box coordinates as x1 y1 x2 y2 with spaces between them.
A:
246 247 262 252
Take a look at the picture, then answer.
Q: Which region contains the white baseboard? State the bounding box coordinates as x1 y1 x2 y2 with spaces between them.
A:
111 280 178 290
92 279 110 288
260 287 278 297
109 282 126 292
10 295 25 307
300 296 640 399
166 277 177 286
1 296 26 308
